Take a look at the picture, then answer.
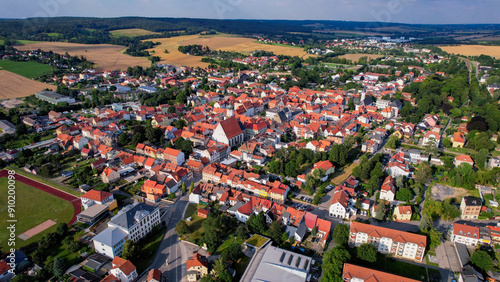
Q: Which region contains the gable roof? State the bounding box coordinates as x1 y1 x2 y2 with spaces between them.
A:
82 189 113 202
111 256 136 276
343 263 420 282
186 253 208 270
218 117 243 139
350 221 426 247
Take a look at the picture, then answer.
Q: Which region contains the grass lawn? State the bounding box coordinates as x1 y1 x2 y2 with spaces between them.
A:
184 203 207 220
0 177 74 251
45 242 82 266
245 234 269 249
217 235 245 254
47 32 63 37
10 167 82 196
132 226 167 274
0 60 53 79
330 162 357 185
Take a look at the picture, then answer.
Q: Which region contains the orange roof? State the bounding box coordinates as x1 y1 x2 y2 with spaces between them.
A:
397 205 412 215
101 274 120 282
82 189 113 202
218 117 243 139
350 221 426 247
453 223 480 238
144 158 155 167
0 260 10 275
164 147 182 157
331 190 349 208
111 256 136 276
343 263 420 282
186 253 208 270
455 154 474 164
453 132 465 143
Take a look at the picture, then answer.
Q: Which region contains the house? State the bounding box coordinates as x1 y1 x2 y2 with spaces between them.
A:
342 264 420 282
451 223 480 247
452 132 466 148
393 205 412 221
102 167 120 183
329 190 350 219
312 160 335 178
93 203 161 258
379 176 396 202
147 269 165 282
109 256 138 282
186 253 209 282
197 208 210 218
81 189 115 209
454 154 474 167
212 117 244 147
349 221 426 262
422 131 440 148
0 260 11 280
163 148 185 165
460 196 482 220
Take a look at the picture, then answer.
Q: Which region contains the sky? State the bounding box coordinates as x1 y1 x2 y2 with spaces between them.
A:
1 0 499 24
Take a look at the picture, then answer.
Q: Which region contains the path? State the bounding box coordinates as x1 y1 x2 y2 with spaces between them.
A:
0 169 82 224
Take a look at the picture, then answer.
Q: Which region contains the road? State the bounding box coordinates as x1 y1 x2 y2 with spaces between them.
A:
22 138 57 150
137 194 190 282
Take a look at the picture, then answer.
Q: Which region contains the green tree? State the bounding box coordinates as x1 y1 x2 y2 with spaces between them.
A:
442 138 452 148
311 225 317 236
222 242 241 261
419 215 433 231
357 243 377 262
212 258 232 282
475 148 489 169
268 221 283 244
190 182 195 193
236 224 248 239
182 182 187 194
176 220 190 235
375 201 387 221
322 246 351 281
68 240 82 252
415 163 432 185
122 240 139 260
396 188 413 202
386 135 400 149
131 132 145 147
56 223 68 236
15 123 27 135
285 161 298 177
247 213 267 235
423 200 443 219
471 250 494 272
118 133 130 146
53 257 66 277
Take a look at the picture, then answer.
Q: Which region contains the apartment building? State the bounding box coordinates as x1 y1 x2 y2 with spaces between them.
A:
460 196 482 220
349 221 426 262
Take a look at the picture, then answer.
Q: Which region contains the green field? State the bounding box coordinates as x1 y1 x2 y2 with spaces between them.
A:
11 168 82 196
110 28 160 38
47 33 63 37
0 60 52 79
0 177 74 250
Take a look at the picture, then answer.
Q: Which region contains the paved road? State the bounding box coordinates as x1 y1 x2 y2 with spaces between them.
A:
137 194 190 282
22 138 57 150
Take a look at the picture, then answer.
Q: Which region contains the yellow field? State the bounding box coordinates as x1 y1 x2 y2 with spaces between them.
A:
330 162 357 186
0 70 56 99
146 34 314 68
440 45 500 58
338 53 383 62
110 28 161 37
16 42 150 70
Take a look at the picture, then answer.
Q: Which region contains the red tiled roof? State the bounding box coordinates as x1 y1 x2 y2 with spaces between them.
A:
343 263 420 282
350 221 426 247
455 154 474 163
82 189 113 202
111 256 136 276
218 117 243 139
186 253 208 270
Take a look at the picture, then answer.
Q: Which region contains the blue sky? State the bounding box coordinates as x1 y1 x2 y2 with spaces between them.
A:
1 0 499 24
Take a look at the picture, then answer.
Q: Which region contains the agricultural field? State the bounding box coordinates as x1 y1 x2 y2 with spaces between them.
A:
338 53 383 62
16 42 150 70
110 28 161 37
0 60 53 79
0 177 74 250
146 33 315 68
0 70 56 99
440 45 500 58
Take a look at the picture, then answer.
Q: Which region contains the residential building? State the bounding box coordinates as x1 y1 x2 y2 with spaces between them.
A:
147 269 165 282
379 176 396 202
451 223 480 247
452 132 466 148
460 196 482 220
102 167 120 183
109 256 138 282
329 190 350 219
349 221 426 262
422 131 440 148
81 189 115 209
454 154 474 167
92 202 161 258
186 253 209 282
163 147 185 165
393 205 412 221
342 263 420 282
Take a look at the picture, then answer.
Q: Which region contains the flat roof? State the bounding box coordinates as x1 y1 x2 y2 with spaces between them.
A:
36 90 70 99
78 204 108 218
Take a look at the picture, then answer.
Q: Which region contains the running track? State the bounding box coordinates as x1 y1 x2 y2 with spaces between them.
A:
0 170 81 224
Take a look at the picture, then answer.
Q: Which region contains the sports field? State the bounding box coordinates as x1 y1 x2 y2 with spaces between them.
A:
0 176 75 250
0 60 53 79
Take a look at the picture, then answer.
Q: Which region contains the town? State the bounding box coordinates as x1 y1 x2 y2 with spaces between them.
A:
1 25 500 282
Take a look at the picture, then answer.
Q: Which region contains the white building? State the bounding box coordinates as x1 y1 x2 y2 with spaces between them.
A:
109 256 138 282
379 176 396 202
329 190 350 219
81 189 115 209
349 221 426 262
212 117 244 147
451 223 480 247
92 202 161 258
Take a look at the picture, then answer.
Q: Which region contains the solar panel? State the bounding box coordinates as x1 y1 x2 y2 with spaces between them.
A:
295 257 302 268
279 252 286 263
288 254 294 265
303 259 309 270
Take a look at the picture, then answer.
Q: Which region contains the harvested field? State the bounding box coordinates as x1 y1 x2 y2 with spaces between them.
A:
0 70 56 99
338 53 383 62
146 34 314 68
16 42 150 70
110 28 160 37
440 45 500 58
